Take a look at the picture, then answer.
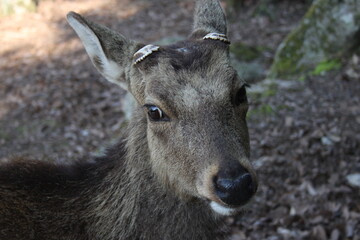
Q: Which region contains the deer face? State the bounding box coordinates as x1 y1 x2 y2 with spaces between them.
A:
67 0 257 216
136 40 257 215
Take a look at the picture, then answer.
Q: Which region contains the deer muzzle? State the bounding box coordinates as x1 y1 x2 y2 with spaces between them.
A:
198 159 257 216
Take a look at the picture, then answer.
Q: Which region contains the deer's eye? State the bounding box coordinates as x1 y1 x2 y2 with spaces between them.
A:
144 105 169 121
233 85 248 106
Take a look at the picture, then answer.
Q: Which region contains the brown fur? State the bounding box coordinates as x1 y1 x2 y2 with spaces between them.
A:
0 1 257 239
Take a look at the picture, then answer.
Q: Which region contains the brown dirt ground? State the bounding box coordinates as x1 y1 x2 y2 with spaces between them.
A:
0 0 359 239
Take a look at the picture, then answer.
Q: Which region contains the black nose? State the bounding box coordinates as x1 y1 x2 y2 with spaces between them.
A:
214 165 256 206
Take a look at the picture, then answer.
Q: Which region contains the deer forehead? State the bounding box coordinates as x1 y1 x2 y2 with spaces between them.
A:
144 71 238 112
137 40 230 76
144 72 235 113
141 41 239 108
176 82 230 108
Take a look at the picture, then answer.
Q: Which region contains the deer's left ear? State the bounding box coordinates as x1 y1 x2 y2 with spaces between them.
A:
67 12 142 91
191 0 228 37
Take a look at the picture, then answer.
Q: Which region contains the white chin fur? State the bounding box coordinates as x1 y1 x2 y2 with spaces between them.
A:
210 201 236 216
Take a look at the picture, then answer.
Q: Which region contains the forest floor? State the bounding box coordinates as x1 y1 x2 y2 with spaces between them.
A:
0 0 359 239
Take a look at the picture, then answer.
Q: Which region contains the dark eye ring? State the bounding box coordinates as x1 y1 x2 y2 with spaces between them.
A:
144 105 169 121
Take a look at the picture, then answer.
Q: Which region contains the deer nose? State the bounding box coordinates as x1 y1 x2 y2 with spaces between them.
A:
214 165 256 206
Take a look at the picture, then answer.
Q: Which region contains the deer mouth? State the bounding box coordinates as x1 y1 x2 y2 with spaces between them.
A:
198 187 251 216
209 201 243 216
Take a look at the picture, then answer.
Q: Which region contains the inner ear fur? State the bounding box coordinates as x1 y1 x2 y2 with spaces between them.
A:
67 11 143 90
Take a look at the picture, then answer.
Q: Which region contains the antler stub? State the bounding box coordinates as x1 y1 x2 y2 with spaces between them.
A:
133 45 160 65
203 33 230 44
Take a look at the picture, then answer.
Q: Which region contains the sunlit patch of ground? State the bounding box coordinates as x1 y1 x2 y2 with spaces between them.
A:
0 0 143 57
0 0 145 119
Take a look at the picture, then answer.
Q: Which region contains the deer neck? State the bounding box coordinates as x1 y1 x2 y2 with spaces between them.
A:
87 111 227 240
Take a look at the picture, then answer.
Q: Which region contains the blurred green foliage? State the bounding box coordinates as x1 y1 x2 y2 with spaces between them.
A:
311 59 341 76
230 42 265 62
268 0 360 80
0 0 37 16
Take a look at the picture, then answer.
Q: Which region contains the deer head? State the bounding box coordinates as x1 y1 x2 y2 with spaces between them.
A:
67 0 257 216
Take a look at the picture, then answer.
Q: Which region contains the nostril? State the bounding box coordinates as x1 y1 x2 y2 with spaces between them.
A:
214 172 256 206
237 173 254 192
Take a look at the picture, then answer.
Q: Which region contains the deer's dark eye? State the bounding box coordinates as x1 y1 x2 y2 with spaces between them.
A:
144 105 169 121
233 85 248 106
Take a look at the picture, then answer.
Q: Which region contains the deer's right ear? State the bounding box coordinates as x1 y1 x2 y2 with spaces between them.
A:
67 12 141 91
191 0 227 37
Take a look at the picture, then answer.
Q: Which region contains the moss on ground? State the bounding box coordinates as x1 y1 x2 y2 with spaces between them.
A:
268 0 360 80
311 59 342 76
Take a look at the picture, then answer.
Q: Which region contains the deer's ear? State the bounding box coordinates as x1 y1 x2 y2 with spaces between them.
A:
191 0 227 37
67 12 141 91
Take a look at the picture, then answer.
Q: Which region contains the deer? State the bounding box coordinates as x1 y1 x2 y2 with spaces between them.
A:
0 0 257 239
